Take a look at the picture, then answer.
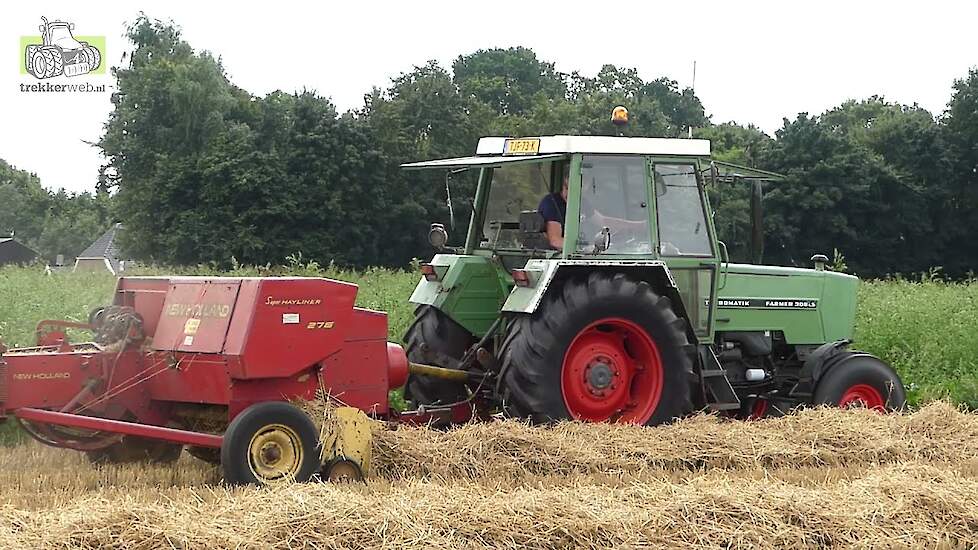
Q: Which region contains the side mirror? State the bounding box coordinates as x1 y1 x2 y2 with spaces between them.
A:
811 253 829 271
750 180 764 264
592 227 611 254
428 223 449 251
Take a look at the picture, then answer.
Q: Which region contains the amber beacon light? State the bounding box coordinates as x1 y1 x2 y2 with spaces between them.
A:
611 105 629 126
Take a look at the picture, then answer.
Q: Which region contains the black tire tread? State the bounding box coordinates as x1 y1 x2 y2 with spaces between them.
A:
813 354 907 411
220 401 320 485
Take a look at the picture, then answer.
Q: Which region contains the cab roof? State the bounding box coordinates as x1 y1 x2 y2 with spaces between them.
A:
401 135 712 170
476 135 710 156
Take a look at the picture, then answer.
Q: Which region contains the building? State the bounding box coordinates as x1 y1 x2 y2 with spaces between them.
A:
74 223 128 274
0 238 38 265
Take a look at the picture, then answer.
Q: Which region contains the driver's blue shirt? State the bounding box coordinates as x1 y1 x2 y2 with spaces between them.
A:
538 193 566 234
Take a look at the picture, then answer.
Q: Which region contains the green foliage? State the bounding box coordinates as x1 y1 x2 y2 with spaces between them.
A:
940 69 978 276
7 15 971 281
855 276 978 408
758 99 952 277
454 47 566 117
100 17 401 268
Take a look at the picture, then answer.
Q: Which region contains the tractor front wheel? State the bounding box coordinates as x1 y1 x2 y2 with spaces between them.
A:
500 272 694 425
813 354 906 411
221 401 320 485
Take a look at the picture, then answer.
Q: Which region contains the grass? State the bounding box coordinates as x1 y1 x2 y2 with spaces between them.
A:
855 277 978 408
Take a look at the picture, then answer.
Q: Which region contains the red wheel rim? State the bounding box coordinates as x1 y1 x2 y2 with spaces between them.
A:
839 383 886 411
560 317 663 424
749 398 769 420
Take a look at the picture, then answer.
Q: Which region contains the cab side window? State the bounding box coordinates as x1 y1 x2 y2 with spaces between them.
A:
577 156 652 254
655 164 712 256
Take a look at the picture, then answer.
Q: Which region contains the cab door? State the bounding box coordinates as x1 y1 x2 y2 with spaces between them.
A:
650 160 720 342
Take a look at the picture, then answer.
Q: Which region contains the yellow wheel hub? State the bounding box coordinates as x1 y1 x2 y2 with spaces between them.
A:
248 424 302 482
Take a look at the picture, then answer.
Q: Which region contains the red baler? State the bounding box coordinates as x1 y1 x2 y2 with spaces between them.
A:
0 276 437 484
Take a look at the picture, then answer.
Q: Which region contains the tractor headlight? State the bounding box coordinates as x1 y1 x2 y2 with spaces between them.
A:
428 223 448 250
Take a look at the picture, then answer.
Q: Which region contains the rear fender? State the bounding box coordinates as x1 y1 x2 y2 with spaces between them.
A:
502 259 693 339
409 254 509 337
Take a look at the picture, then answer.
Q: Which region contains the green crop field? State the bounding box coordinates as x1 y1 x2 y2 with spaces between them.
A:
1 263 976 423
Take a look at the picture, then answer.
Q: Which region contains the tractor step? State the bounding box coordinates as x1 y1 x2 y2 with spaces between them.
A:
699 348 741 411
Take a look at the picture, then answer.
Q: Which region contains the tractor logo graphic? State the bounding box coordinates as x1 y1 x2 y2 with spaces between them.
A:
24 17 102 79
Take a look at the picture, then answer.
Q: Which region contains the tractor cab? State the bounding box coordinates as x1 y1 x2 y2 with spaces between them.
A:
403 136 717 262
403 133 726 339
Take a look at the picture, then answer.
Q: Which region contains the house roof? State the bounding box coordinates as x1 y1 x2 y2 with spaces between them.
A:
77 223 126 272
0 238 39 264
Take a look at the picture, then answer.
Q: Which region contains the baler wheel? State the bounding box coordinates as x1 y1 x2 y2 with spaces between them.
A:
221 401 320 485
499 272 694 425
403 305 475 406
813 354 907 412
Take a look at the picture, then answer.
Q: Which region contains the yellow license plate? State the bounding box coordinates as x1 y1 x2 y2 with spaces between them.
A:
503 138 540 155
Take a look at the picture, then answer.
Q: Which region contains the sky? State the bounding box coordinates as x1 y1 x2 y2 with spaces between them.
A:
1 0 975 193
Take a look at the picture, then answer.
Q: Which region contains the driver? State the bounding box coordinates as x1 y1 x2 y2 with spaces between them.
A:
538 174 568 250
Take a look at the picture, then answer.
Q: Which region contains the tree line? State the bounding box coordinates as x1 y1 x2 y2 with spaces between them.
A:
3 16 977 277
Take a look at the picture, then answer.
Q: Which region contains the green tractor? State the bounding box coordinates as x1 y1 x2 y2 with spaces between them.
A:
400 114 905 425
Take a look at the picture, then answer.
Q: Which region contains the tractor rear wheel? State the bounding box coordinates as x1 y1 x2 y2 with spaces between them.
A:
221 401 320 485
87 436 183 464
500 272 694 425
814 354 906 411
403 306 475 406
